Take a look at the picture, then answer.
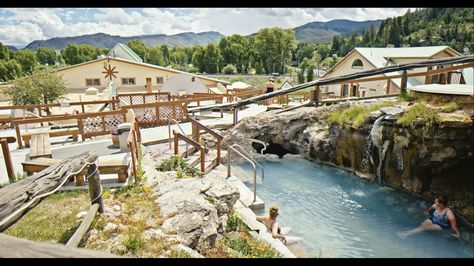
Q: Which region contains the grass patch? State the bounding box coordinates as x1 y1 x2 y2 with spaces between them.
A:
4 190 90 243
156 155 202 178
440 102 459 113
327 101 394 129
198 209 280 258
85 182 168 257
396 102 439 137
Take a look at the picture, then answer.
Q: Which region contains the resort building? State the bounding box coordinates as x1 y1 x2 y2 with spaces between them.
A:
55 43 230 94
320 46 471 98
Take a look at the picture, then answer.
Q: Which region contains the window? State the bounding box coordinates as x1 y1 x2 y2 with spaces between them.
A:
342 84 349 97
121 78 136 85
351 59 364 69
156 76 164 84
85 79 101 86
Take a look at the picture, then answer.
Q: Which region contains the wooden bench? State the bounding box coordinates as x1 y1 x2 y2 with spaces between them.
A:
22 157 130 186
29 133 52 159
22 128 79 148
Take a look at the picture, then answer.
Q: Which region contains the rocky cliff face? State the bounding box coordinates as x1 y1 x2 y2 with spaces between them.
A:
224 99 474 225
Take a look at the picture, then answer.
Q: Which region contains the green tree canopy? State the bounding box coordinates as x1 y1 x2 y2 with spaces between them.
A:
254 27 297 74
12 49 38 74
147 46 165 66
0 59 22 82
127 39 148 61
0 42 10 61
36 47 57 65
3 69 67 109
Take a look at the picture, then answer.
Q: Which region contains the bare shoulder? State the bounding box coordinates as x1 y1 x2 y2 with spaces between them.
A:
446 208 456 218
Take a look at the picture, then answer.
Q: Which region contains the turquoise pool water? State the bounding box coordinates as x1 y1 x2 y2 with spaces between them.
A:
235 157 474 258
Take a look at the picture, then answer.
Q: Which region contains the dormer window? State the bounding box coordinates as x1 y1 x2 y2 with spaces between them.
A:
352 59 364 69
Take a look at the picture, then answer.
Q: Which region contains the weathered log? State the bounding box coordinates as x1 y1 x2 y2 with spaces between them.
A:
0 151 98 232
0 233 120 258
66 203 99 248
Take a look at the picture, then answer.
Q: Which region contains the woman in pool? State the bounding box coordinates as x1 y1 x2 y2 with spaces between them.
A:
256 205 302 245
398 195 460 239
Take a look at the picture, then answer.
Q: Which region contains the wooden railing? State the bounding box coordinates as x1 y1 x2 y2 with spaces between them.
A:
0 99 118 129
173 130 207 173
277 91 311 105
190 117 223 165
121 100 191 128
115 92 171 109
127 118 141 183
77 109 128 140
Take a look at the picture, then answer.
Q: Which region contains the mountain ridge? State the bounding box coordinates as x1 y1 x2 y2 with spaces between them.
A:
22 19 382 50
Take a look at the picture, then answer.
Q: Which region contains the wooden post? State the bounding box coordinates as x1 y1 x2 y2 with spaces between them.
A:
400 70 408 95
65 203 99 248
200 147 205 173
15 125 23 149
425 66 432 84
314 86 320 107
87 164 104 213
111 97 116 110
216 140 221 165
1 138 14 182
173 131 179 155
386 79 391 95
233 107 238 126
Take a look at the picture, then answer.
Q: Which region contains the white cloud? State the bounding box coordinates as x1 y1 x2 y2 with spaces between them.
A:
0 7 411 48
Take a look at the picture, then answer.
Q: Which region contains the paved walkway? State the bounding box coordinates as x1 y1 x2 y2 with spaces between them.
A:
141 104 266 144
0 104 267 184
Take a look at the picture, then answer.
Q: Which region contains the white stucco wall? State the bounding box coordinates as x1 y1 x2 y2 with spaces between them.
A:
56 58 220 93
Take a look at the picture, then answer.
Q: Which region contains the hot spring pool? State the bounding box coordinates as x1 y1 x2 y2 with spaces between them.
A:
234 157 474 258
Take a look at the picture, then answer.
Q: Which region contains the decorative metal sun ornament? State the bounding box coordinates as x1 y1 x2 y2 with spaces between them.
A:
102 60 118 81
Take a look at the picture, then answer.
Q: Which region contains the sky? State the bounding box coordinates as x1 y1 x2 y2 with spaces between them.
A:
0 8 412 48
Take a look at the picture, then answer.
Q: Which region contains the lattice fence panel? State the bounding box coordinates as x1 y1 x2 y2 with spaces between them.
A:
133 107 157 126
82 116 103 135
144 94 158 104
104 114 125 132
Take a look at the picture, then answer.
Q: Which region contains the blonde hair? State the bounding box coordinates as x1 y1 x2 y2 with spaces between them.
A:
269 205 279 219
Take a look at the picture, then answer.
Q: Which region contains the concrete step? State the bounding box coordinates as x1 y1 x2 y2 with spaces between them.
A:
227 175 264 211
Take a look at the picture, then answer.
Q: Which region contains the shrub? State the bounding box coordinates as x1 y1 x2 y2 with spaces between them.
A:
222 64 237 74
156 155 202 178
226 210 249 233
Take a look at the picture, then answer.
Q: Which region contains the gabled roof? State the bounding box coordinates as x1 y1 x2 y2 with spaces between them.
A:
321 46 462 88
55 56 230 85
355 46 460 68
107 43 143 63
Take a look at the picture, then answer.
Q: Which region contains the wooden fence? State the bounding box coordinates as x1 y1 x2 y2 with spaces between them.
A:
115 92 171 109
77 109 128 140
0 99 118 129
127 118 141 183
121 100 191 128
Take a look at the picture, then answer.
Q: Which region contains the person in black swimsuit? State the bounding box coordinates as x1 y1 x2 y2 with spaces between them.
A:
256 205 287 244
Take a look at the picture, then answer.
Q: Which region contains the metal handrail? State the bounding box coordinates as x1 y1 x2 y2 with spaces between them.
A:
231 144 264 182
168 119 188 155
227 146 258 203
248 138 268 155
